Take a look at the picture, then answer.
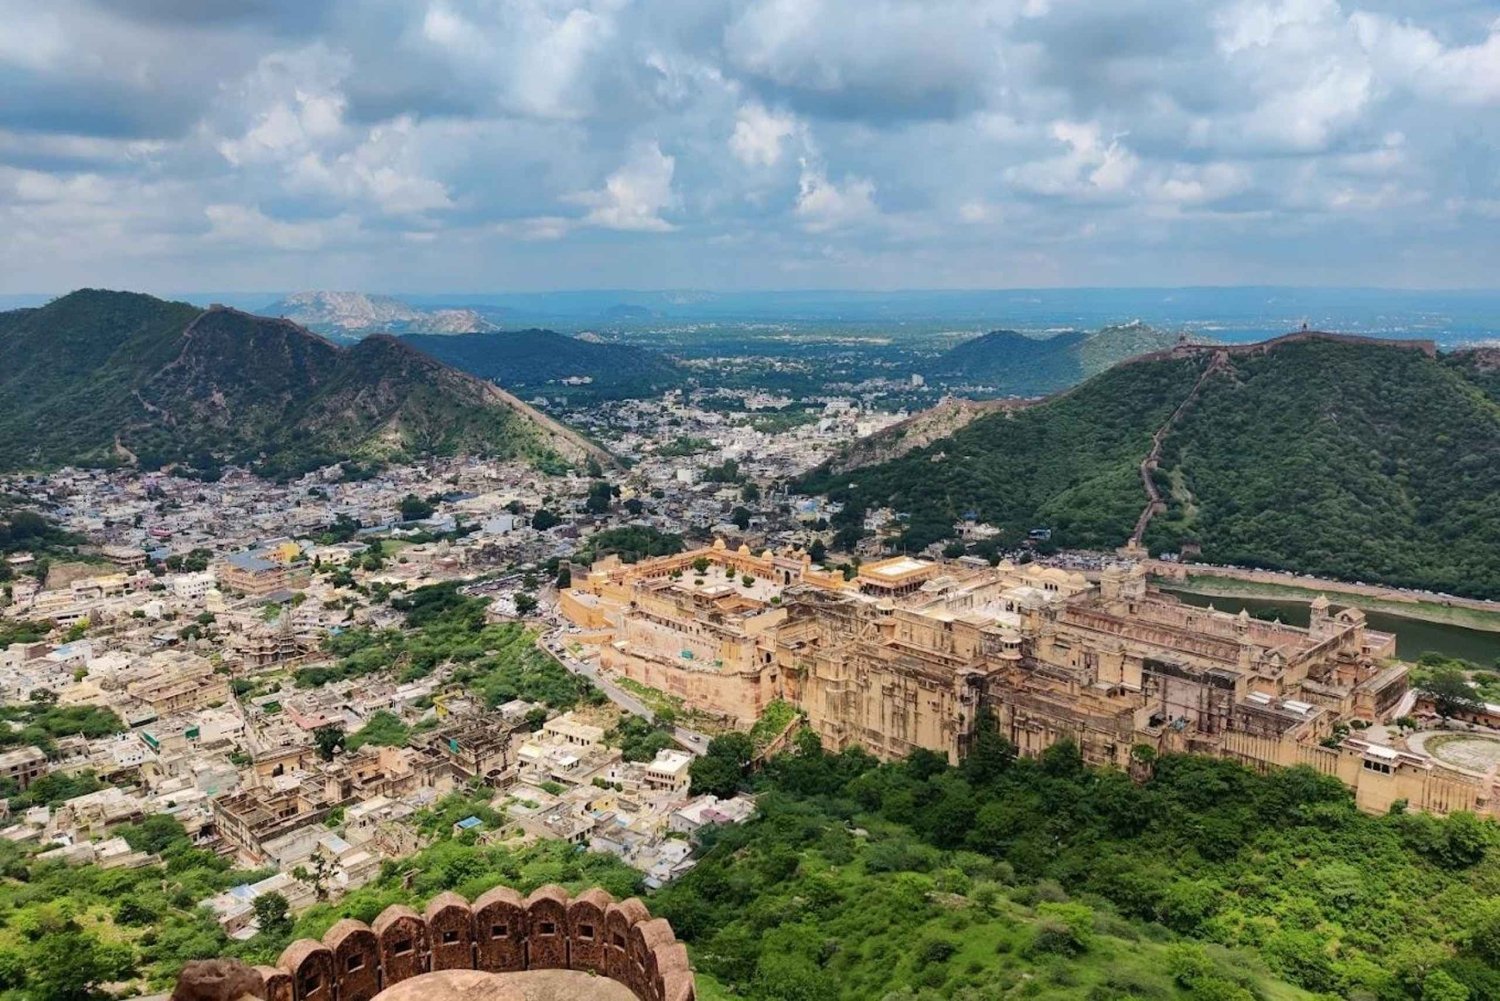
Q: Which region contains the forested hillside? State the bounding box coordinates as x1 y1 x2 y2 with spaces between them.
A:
0 290 606 478
924 321 1186 397
405 329 686 399
654 728 1500 1001
805 354 1206 552
807 336 1500 598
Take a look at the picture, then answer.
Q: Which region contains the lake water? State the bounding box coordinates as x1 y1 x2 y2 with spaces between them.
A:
1165 589 1500 665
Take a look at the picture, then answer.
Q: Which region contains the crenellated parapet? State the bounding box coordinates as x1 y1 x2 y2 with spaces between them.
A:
176 886 694 1001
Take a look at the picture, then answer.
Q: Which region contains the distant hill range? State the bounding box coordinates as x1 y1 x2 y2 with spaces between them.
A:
926 320 1195 396
263 291 500 339
405 329 687 399
807 332 1500 598
0 290 608 479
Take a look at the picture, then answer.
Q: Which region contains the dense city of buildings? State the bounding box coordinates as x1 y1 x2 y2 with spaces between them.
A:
2 384 1498 953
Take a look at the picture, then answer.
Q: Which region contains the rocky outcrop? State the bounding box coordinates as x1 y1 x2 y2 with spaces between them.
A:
821 396 1025 475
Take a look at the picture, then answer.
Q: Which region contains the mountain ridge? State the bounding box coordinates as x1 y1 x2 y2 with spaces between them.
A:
925 320 1192 396
0 290 608 478
264 291 500 338
807 331 1500 597
404 328 686 399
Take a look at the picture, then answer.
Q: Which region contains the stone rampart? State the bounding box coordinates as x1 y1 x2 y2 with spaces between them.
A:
260 886 693 1001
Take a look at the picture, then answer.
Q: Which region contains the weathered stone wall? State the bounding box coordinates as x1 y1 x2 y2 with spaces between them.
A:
262 886 693 1001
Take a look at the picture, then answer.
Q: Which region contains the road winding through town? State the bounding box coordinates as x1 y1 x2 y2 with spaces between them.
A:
535 627 710 755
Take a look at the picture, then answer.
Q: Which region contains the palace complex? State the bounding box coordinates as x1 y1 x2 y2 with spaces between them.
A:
563 541 1499 818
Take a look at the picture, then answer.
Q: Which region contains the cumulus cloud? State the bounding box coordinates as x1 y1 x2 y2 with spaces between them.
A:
1352 13 1500 105
725 0 1017 120
204 203 359 251
1009 121 1141 199
571 142 677 232
0 0 1496 289
730 103 801 167
795 160 877 231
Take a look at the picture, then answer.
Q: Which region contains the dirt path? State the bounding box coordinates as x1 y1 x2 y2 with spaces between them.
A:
1129 352 1227 548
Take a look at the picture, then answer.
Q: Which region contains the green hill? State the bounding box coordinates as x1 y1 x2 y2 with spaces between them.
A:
1447 347 1500 404
0 290 608 478
926 321 1188 396
404 328 686 399
806 334 1500 598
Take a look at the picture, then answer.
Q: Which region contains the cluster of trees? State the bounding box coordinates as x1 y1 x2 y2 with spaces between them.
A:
162 548 212 573
299 584 595 711
610 714 678 762
0 768 105 809
447 625 600 712
0 619 53 648
574 526 685 565
0 505 83 583
580 479 614 515
658 436 714 457
702 459 747 485
312 713 431 764
0 700 123 755
0 814 275 999
656 722 1500 1000
398 493 437 522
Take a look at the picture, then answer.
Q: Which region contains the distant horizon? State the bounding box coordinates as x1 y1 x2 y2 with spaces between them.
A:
7 283 1500 301
7 285 1498 347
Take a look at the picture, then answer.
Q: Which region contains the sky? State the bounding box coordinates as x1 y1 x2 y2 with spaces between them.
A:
2 0 1499 293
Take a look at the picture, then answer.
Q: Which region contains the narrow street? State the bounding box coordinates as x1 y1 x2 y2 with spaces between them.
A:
535 628 711 755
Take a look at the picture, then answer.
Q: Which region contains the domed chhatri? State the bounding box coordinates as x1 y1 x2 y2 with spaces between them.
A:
170 886 693 1001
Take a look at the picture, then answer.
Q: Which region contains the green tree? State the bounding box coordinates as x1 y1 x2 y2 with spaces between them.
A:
1423 668 1481 718
584 481 613 515
1422 969 1470 1001
313 724 346 761
25 929 129 1001
690 732 755 798
399 494 436 521
253 892 292 937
